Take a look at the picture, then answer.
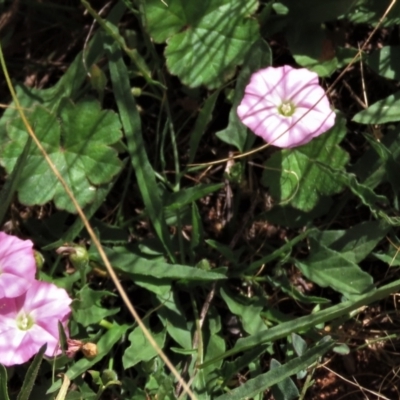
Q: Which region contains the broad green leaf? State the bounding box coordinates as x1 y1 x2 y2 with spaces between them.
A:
220 287 268 335
352 127 400 200
90 246 227 282
286 22 338 77
123 325 166 369
368 46 400 80
352 92 400 124
348 0 400 26
44 180 119 249
263 114 349 211
17 344 47 400
156 291 192 350
0 0 125 144
0 100 122 213
216 339 334 400
143 0 259 88
373 238 400 267
296 238 374 297
0 365 9 400
293 54 338 77
310 221 390 264
325 168 389 216
0 137 31 225
72 286 119 326
270 359 299 400
291 333 307 356
195 333 226 396
216 38 271 151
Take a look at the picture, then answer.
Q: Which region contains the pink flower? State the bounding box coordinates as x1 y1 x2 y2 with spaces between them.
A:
237 65 336 148
0 280 72 366
0 232 36 298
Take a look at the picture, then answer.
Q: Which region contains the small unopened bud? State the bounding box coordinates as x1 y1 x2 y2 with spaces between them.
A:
101 369 118 385
34 251 45 270
131 87 142 97
82 342 98 359
69 245 89 270
57 244 89 270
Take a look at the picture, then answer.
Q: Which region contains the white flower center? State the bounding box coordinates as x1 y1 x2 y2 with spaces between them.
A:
16 311 34 331
278 101 295 117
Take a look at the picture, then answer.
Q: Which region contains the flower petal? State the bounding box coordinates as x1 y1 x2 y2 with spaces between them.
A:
24 281 72 318
237 65 336 148
0 233 36 280
0 328 28 366
0 274 32 298
0 280 72 366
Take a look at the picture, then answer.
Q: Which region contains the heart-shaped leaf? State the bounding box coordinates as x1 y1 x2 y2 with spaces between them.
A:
1 99 123 213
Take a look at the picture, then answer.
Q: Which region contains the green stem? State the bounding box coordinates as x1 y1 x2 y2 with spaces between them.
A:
99 319 114 330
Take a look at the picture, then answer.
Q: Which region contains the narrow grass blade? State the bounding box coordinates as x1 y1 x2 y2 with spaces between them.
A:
0 365 10 400
16 344 46 400
202 278 400 367
216 339 334 400
106 42 174 260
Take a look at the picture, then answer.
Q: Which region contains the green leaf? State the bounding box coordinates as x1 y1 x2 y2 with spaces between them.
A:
156 291 192 350
348 1 400 26
291 333 307 356
195 332 226 395
310 221 390 264
270 359 299 400
263 114 349 211
0 365 9 400
265 274 330 305
216 38 272 151
123 325 166 369
90 246 227 282
189 90 220 163
293 54 338 77
216 339 334 400
72 286 119 326
0 100 122 213
326 168 389 216
296 238 374 297
220 287 268 335
17 344 47 400
368 45 400 80
44 180 119 249
106 41 175 260
143 0 259 88
352 92 400 124
164 183 223 211
190 202 204 256
202 279 400 367
0 137 31 225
